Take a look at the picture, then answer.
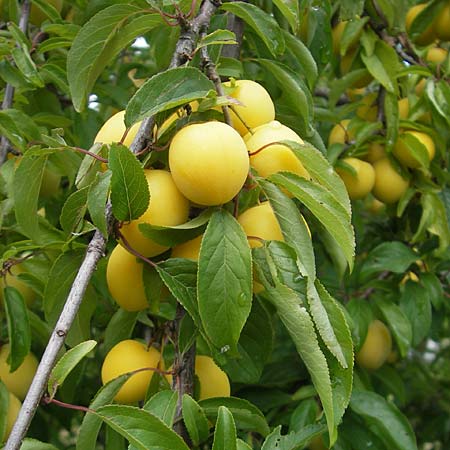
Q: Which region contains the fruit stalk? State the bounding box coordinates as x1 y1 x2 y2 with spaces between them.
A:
0 0 31 165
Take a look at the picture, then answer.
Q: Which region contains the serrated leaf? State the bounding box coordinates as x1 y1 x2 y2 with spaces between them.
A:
60 186 89 235
11 46 44 87
198 209 252 354
67 5 162 111
261 423 327 450
95 405 189 450
199 397 269 437
212 406 237 450
4 286 31 372
125 67 214 126
87 171 111 237
109 144 149 222
350 390 418 450
269 172 355 271
221 2 285 56
259 179 315 278
376 297 412 357
48 340 97 396
260 282 336 444
13 154 46 241
139 209 212 247
76 374 133 450
142 390 178 428
182 394 210 446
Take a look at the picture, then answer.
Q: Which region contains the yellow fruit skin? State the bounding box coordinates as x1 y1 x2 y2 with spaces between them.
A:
372 158 409 204
356 320 392 370
106 245 148 311
0 264 35 308
120 170 190 257
224 80 275 136
356 93 378 122
393 131 435 169
426 47 448 65
195 355 230 400
406 4 436 46
336 157 375 200
415 78 426 97
365 142 386 163
436 4 450 40
398 98 409 120
3 392 21 442
171 235 202 260
245 121 309 180
328 120 352 147
332 21 347 55
101 340 161 404
0 345 38 400
368 197 385 214
238 202 283 248
169 122 249 206
94 110 142 148
29 0 62 25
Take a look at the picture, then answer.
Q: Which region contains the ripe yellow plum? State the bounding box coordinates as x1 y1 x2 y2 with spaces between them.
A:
328 120 354 147
238 202 283 248
436 4 450 40
223 80 275 136
120 170 190 257
372 158 409 204
336 157 375 200
195 355 230 400
0 345 38 400
245 121 309 181
101 340 161 404
3 392 21 442
171 235 203 260
0 264 35 308
425 47 448 65
94 110 142 149
106 245 148 312
393 130 435 169
405 4 436 46
365 142 386 163
356 320 392 370
169 122 249 206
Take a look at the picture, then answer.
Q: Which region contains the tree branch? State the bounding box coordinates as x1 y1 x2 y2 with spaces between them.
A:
0 0 31 166
221 13 244 60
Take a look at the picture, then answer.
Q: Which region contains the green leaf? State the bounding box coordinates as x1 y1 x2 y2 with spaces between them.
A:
139 209 212 247
212 406 237 450
197 29 237 49
67 5 162 111
95 405 190 450
346 298 373 352
31 0 62 22
4 286 31 372
261 424 327 450
384 92 399 150
0 381 9 441
11 46 44 87
199 397 270 437
360 242 418 280
259 280 336 444
397 133 431 169
87 171 111 237
339 0 365 20
125 67 215 127
269 172 355 271
399 281 432 346
19 439 60 450
182 394 210 447
256 60 311 135
220 2 285 56
282 31 318 89
0 111 27 150
142 390 178 428
60 186 89 235
13 154 47 241
76 374 133 450
48 340 97 396
103 309 138 355
198 209 252 354
237 439 253 450
109 144 149 222
259 179 315 278
350 390 418 450
224 299 273 384
272 0 299 33
376 297 412 357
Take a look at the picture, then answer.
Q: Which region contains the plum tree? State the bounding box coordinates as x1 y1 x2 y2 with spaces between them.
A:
169 122 249 206
106 244 148 311
120 170 190 256
356 320 392 370
0 345 38 400
336 157 375 200
101 340 162 404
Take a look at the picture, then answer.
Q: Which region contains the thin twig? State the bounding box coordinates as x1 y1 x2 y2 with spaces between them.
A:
0 0 31 166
